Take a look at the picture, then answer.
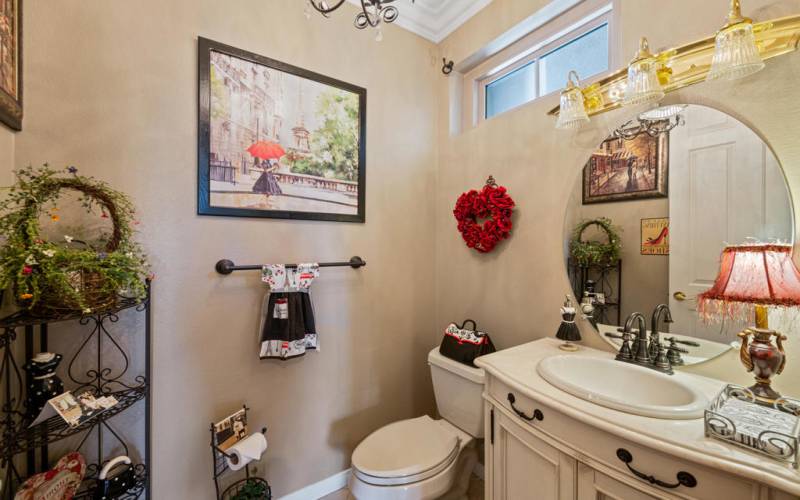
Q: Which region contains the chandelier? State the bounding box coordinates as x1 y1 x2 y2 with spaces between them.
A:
306 0 413 31
612 105 685 141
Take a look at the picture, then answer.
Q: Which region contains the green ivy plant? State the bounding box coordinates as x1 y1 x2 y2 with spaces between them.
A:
230 479 270 500
570 217 622 267
0 165 149 313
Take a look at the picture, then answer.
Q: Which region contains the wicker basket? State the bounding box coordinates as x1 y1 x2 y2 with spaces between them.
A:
20 179 123 315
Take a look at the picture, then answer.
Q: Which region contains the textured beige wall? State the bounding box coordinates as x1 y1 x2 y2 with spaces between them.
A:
14 0 438 497
435 0 800 400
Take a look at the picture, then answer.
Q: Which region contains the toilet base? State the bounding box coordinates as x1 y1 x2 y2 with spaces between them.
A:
349 445 477 500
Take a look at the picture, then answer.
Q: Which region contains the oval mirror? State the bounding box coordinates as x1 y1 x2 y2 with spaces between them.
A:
564 104 795 366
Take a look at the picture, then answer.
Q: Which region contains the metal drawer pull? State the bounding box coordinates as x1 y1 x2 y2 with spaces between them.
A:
616 448 697 489
507 393 543 422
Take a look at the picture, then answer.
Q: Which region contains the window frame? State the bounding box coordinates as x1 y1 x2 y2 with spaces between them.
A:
468 0 618 125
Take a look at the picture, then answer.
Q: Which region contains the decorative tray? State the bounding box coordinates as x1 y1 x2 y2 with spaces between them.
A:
704 384 800 468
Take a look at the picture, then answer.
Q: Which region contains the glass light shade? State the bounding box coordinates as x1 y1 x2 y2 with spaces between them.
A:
638 104 687 121
707 21 764 81
555 86 589 130
623 56 664 106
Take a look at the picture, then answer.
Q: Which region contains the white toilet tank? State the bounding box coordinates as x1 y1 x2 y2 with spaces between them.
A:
427 347 485 438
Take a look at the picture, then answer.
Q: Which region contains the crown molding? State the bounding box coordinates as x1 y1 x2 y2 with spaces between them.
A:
345 0 493 43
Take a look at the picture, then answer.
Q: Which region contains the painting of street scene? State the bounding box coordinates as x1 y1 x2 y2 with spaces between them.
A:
199 39 365 221
0 0 20 130
582 132 668 205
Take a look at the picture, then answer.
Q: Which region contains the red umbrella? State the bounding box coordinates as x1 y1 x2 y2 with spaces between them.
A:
246 141 286 160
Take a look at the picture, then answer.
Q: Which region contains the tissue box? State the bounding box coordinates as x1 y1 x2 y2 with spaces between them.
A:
705 384 800 468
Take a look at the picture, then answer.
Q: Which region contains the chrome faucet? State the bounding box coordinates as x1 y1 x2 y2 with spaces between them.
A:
649 304 674 360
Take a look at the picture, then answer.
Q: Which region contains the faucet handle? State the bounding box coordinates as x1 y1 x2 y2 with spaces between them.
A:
604 332 624 340
665 336 699 347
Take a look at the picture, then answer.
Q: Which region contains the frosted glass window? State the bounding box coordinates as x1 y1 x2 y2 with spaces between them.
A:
485 62 536 119
539 24 609 96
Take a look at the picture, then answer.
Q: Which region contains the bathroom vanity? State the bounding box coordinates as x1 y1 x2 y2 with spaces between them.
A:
476 339 800 499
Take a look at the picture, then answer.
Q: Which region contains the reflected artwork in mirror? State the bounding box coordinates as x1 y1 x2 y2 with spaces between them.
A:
565 104 795 366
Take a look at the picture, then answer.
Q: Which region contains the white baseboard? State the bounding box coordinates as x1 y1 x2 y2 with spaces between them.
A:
280 468 351 500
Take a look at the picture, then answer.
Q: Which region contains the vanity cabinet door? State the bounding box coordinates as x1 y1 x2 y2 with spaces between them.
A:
491 407 576 500
577 463 664 500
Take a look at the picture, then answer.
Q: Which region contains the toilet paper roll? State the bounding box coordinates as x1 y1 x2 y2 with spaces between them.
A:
225 433 268 471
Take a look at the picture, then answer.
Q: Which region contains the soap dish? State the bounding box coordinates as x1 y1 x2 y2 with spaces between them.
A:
705 384 800 468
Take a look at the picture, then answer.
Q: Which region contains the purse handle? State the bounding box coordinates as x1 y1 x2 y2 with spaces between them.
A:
98 456 131 480
457 319 477 331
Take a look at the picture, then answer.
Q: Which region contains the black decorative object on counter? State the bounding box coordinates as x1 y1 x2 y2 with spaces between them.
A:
555 296 581 351
0 284 151 500
22 352 64 421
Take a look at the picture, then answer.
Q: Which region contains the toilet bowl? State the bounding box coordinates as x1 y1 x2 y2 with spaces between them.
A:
349 347 485 499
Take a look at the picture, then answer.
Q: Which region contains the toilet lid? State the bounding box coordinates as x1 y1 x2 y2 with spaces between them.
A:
352 416 460 486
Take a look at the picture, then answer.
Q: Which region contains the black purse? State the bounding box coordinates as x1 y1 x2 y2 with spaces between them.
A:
439 319 496 367
94 456 136 500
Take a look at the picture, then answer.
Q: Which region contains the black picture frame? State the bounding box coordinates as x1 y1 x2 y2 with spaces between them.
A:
0 0 22 131
197 37 367 222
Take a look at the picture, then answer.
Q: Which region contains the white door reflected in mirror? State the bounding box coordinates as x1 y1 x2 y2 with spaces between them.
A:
564 104 795 366
668 105 793 341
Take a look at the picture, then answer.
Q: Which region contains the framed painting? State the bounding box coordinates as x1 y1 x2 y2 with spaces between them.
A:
0 0 21 131
198 37 366 222
641 217 669 255
582 132 668 205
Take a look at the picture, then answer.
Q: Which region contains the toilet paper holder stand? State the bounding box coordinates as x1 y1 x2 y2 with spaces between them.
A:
210 405 270 500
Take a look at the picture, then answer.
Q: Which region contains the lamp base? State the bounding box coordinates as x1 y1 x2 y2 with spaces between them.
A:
748 378 782 406
738 327 787 406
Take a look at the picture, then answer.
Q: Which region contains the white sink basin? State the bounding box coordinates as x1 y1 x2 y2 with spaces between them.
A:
537 355 708 419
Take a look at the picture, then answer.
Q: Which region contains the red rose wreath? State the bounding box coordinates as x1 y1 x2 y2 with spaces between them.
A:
453 176 515 253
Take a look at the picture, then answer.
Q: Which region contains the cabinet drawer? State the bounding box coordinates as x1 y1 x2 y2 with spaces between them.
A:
486 376 761 500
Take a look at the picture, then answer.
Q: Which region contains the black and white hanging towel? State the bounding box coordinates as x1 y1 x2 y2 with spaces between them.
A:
258 263 320 360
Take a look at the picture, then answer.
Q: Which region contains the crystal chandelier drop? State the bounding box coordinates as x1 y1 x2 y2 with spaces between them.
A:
306 0 413 30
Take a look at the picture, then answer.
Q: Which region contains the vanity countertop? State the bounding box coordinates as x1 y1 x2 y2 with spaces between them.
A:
475 338 800 495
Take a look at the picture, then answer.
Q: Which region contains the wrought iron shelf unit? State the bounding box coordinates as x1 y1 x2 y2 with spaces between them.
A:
0 287 151 500
568 260 623 326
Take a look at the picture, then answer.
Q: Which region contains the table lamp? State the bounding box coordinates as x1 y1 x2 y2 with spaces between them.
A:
698 243 800 405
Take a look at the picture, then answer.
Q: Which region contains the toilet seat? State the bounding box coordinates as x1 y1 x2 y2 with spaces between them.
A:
352 416 461 486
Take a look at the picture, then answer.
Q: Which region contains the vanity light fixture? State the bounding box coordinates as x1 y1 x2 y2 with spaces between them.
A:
707 0 765 81
555 71 590 130
548 0 800 126
622 38 665 107
306 0 413 40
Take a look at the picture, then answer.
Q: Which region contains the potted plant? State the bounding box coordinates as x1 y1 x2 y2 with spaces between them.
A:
569 217 622 267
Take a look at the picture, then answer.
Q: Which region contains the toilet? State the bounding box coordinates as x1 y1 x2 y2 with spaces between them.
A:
349 347 485 500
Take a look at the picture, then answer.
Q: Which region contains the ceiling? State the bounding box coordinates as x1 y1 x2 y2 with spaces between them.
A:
345 0 494 43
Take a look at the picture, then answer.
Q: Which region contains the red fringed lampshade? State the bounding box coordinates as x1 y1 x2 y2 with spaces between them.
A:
698 243 800 320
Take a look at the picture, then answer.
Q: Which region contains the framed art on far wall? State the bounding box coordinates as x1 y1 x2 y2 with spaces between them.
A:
582 132 668 205
197 37 366 222
641 217 669 255
0 0 21 131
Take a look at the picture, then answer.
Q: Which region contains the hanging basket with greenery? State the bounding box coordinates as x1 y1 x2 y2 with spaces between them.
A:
570 217 622 267
0 165 149 315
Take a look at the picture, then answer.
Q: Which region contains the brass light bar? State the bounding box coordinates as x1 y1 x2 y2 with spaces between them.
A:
547 14 800 118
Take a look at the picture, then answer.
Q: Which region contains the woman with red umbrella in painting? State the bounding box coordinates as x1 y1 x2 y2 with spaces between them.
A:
248 140 285 198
